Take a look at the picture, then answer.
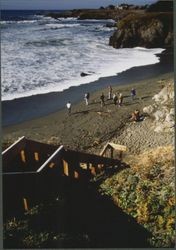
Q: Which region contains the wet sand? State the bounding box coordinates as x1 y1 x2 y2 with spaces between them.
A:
2 50 173 127
3 71 173 154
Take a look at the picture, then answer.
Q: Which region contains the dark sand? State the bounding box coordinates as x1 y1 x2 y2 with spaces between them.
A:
3 71 174 154
2 50 173 127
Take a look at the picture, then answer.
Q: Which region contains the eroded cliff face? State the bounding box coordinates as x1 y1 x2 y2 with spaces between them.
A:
109 13 173 48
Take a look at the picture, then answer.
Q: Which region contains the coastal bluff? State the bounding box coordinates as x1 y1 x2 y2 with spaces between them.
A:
109 12 173 49
109 1 173 49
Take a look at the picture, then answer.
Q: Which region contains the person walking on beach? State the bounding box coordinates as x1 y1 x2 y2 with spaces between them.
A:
100 93 105 107
108 85 112 100
113 93 118 105
66 101 71 115
118 93 123 107
131 88 136 100
84 92 90 105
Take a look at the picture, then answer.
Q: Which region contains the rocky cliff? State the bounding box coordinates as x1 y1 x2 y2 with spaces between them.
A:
109 12 173 48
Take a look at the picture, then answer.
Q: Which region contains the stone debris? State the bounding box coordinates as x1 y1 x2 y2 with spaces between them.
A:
143 81 174 133
152 81 174 103
114 80 174 154
143 105 154 114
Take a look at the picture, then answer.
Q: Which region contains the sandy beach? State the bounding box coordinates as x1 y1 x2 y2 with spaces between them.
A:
3 69 174 155
2 49 173 127
2 42 174 155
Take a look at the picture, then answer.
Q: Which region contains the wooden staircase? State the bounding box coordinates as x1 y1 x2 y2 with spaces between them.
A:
2 137 124 216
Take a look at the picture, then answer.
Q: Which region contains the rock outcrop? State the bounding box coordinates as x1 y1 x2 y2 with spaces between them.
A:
109 12 173 49
80 72 91 77
143 80 174 133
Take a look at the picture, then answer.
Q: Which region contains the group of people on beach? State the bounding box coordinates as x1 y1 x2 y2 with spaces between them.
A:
66 85 137 116
98 91 123 107
98 85 136 108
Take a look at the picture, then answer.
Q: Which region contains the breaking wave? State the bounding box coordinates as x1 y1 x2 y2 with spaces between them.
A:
1 15 164 101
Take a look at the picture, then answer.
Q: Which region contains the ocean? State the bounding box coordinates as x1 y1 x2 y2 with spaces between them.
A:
1 10 164 101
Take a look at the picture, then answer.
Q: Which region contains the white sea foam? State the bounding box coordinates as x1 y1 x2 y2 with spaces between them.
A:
1 20 39 24
17 20 38 23
45 23 81 29
79 19 115 22
56 17 78 21
1 17 164 101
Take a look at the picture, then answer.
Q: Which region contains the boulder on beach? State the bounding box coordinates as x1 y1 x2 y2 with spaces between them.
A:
80 72 94 77
143 105 154 114
153 110 165 121
152 82 174 103
80 72 89 77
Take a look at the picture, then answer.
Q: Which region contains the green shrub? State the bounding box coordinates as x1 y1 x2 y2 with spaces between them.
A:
100 146 175 247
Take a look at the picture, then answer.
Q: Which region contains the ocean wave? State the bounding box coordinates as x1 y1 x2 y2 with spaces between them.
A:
1 20 16 24
45 23 80 29
1 47 164 101
25 38 73 47
56 17 78 21
1 20 38 25
79 19 115 23
17 20 38 24
34 15 78 21
1 16 164 101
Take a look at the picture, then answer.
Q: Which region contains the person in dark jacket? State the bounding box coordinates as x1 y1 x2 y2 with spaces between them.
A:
113 93 118 105
131 88 136 100
100 93 105 107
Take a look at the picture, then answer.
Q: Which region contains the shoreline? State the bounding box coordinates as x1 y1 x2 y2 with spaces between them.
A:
3 71 173 153
2 49 173 127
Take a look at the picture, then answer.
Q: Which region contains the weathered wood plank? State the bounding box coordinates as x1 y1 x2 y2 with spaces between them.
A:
108 142 127 152
100 142 127 157
63 149 120 166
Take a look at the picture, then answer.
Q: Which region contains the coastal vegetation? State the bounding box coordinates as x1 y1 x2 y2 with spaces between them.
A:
100 146 175 247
